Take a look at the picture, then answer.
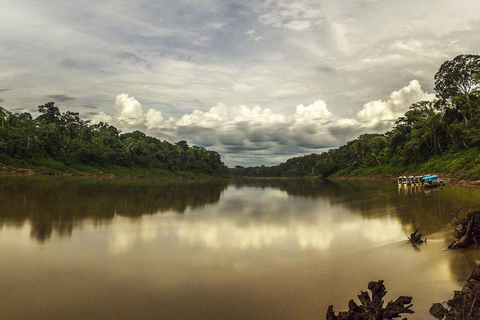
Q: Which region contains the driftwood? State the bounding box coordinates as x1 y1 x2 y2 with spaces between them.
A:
430 271 480 319
448 211 480 249
326 280 414 320
407 229 426 244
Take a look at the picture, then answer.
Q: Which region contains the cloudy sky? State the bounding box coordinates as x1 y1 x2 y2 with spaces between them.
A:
1 0 480 166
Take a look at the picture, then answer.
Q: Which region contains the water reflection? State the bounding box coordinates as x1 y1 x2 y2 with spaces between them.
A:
2 177 480 244
1 177 480 319
0 177 228 241
233 179 476 235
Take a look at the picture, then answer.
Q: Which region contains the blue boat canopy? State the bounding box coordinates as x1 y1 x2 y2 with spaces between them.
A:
423 175 438 180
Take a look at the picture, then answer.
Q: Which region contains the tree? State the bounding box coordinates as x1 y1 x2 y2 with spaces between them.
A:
434 54 480 99
396 101 439 128
0 107 10 127
36 102 61 124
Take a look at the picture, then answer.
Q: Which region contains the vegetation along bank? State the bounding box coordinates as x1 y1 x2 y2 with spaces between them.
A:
0 103 229 178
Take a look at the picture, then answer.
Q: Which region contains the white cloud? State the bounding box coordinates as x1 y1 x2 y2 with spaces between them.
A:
145 109 175 130
356 80 435 129
233 105 287 124
177 103 228 128
91 111 112 124
283 20 311 31
294 100 333 124
114 93 145 126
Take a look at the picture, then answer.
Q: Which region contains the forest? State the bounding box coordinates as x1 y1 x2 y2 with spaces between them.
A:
0 102 228 177
230 54 480 180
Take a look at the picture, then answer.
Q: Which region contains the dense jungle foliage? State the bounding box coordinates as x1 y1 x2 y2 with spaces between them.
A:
0 103 228 176
230 54 480 179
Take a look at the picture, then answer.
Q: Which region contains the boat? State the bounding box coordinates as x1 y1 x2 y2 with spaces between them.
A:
406 176 415 185
398 176 407 186
414 176 424 185
422 175 446 188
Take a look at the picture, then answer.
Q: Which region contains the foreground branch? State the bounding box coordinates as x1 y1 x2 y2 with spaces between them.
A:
326 280 414 319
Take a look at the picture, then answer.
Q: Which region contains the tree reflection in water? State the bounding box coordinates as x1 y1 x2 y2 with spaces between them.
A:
2 177 480 245
0 177 228 241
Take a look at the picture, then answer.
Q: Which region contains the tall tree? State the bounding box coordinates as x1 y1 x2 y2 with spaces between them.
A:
434 54 480 99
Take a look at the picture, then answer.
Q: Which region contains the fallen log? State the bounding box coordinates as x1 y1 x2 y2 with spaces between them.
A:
326 280 414 319
448 211 480 249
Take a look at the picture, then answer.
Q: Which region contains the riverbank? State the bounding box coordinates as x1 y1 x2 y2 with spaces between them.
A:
0 163 227 180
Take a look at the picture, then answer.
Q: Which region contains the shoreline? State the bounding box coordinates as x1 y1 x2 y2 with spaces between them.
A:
0 165 227 181
4 165 480 186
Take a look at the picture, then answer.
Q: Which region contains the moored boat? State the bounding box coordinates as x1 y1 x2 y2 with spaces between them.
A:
414 176 424 185
422 175 446 188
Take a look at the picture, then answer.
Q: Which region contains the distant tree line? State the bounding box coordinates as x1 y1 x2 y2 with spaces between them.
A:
0 102 228 176
230 54 480 178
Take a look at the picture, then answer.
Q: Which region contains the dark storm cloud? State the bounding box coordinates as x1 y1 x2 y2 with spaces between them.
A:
222 144 270 152
316 66 337 74
78 105 99 110
218 133 244 146
176 125 215 136
246 129 288 143
328 123 363 141
60 59 108 73
116 52 150 68
176 126 218 147
45 95 76 102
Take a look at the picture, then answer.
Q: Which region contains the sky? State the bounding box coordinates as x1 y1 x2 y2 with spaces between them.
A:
1 0 480 166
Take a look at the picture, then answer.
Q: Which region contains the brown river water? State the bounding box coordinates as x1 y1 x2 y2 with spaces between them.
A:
0 176 479 319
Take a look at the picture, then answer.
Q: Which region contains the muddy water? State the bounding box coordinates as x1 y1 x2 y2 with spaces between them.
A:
0 177 479 319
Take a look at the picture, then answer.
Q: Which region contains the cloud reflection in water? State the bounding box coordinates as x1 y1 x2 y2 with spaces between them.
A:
107 186 408 255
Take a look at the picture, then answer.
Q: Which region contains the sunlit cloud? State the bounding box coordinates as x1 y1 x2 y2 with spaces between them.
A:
355 80 436 130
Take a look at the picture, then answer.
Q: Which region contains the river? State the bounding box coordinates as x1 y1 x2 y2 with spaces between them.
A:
0 176 479 319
